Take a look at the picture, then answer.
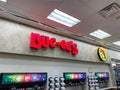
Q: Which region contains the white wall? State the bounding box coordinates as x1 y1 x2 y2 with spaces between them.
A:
0 53 113 90
0 18 111 63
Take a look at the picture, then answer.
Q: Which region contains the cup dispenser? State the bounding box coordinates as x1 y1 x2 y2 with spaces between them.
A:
0 73 47 90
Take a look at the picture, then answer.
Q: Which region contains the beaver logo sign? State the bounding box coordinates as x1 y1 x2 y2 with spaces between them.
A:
98 47 107 61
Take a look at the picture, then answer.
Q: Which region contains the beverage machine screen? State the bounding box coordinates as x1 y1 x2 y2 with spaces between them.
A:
64 73 86 80
95 72 109 80
95 72 109 88
1 73 47 85
63 72 86 86
0 73 47 90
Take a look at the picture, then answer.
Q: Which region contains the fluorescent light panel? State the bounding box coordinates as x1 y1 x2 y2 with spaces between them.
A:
47 9 81 27
113 41 120 46
0 0 7 2
89 29 111 39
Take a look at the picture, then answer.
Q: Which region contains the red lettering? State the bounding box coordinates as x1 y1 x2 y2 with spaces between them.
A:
49 38 57 48
71 43 79 55
41 35 49 48
66 41 73 52
30 32 41 49
60 40 66 50
30 32 79 55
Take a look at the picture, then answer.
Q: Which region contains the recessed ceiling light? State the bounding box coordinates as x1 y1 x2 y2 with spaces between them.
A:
0 0 7 3
47 9 81 27
113 41 120 46
89 29 111 39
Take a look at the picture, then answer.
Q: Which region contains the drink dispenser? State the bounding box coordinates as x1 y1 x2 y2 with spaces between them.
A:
0 73 47 90
63 72 86 87
95 72 109 88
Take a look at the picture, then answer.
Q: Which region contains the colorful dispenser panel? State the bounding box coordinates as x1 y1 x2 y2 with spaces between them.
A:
63 72 86 86
95 72 109 79
95 72 109 88
64 73 86 80
1 73 47 85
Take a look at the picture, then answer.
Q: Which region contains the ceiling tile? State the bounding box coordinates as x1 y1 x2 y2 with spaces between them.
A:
103 21 120 36
78 0 90 4
85 13 112 29
57 0 95 21
6 0 63 20
87 21 120 44
69 21 94 35
86 0 115 12
115 0 120 5
30 0 64 20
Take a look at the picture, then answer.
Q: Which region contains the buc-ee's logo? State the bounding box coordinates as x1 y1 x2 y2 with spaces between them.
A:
98 47 107 61
30 32 79 55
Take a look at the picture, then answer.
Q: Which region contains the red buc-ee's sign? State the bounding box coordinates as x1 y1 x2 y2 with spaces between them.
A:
30 32 79 55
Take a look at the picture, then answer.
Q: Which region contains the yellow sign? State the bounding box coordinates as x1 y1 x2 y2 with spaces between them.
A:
98 47 107 61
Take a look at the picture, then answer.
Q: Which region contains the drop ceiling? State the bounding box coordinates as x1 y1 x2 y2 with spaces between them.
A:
0 0 120 51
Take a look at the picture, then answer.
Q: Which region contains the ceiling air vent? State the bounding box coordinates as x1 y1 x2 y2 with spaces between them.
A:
99 3 120 21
